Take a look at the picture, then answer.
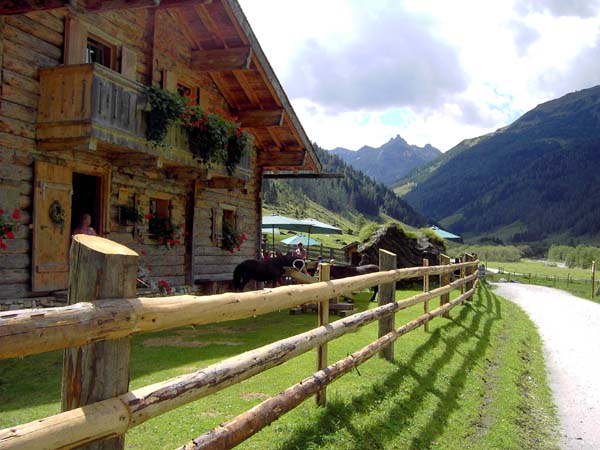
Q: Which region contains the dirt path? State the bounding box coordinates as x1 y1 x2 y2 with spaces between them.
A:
493 283 600 450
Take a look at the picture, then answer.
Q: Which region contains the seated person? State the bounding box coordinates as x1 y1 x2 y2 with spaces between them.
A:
294 242 307 259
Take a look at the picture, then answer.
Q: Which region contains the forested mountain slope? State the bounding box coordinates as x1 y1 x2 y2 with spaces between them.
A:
397 85 600 242
330 136 441 186
264 146 427 229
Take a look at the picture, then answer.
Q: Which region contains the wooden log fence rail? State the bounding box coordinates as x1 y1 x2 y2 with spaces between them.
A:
0 262 477 360
0 236 479 450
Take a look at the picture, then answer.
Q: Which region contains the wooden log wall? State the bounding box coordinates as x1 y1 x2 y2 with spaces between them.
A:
0 10 63 306
192 169 260 291
108 165 190 289
0 6 255 307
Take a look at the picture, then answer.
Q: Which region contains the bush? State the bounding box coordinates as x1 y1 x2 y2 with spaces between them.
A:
450 245 522 262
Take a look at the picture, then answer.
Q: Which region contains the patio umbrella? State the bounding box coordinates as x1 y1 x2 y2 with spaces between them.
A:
299 218 343 235
299 218 342 257
280 234 321 247
262 215 306 253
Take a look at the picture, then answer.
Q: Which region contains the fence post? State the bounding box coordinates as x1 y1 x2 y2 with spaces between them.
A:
316 263 330 406
378 249 396 361
592 261 596 300
439 254 450 318
62 235 138 450
460 255 465 294
423 258 430 332
465 253 475 295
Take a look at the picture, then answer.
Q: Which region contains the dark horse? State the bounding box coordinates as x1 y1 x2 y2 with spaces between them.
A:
233 254 301 291
330 264 380 302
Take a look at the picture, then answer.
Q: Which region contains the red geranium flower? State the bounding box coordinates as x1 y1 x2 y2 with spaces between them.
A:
0 209 4 215
0 240 6 250
5 231 14 239
145 213 153 220
12 209 20 220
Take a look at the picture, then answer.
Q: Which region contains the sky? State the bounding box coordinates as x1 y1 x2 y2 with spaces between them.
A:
238 0 600 152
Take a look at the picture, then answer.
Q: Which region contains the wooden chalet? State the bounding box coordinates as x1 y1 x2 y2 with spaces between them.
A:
0 0 321 309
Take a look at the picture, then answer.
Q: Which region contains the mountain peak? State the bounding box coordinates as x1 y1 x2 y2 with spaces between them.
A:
329 137 441 186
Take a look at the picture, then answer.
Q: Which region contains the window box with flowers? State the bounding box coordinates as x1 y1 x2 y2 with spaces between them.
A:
0 208 20 250
143 86 253 176
221 220 247 254
147 214 183 249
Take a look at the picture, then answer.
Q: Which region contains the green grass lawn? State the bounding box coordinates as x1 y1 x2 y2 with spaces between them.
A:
486 259 591 279
0 283 558 449
486 259 598 302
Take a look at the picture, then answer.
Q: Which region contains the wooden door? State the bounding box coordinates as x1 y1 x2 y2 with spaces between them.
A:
32 161 73 292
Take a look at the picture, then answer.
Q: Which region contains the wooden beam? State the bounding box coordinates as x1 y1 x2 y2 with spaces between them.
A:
0 0 67 15
191 47 252 72
82 0 160 10
257 151 305 167
0 0 211 14
203 177 246 189
263 172 344 179
235 109 284 128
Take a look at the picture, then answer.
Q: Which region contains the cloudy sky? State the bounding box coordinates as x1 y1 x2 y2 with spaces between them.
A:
238 0 600 152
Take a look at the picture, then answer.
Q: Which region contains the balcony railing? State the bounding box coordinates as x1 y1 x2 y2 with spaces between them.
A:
37 63 252 177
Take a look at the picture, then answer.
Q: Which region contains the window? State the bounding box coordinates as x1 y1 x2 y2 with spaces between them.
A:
211 205 237 246
222 208 236 235
177 83 192 98
148 198 171 238
86 37 114 69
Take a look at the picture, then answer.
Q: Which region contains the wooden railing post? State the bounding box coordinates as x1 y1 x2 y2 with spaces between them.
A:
423 258 430 332
591 261 596 300
465 253 474 296
62 235 138 450
439 254 450 318
316 263 330 406
378 249 396 361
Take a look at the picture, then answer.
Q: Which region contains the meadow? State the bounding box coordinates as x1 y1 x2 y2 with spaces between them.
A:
0 283 558 449
485 259 598 302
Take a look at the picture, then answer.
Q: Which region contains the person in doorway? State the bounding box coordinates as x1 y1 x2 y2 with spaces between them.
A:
294 242 307 259
73 213 97 236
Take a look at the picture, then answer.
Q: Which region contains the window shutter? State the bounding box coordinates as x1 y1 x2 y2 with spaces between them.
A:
211 207 222 246
162 70 177 92
64 17 87 64
120 45 137 80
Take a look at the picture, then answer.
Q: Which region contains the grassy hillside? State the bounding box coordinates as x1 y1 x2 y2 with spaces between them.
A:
395 85 600 244
264 145 427 238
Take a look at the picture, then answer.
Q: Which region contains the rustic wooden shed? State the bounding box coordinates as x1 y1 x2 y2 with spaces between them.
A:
0 0 321 309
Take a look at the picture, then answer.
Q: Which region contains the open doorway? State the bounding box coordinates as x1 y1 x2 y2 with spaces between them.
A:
71 172 103 235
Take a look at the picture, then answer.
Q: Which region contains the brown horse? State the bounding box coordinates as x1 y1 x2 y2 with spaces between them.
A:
232 254 302 291
330 264 380 301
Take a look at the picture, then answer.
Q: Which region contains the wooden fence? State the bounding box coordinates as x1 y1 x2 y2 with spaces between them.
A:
0 236 479 450
262 241 347 262
488 265 599 299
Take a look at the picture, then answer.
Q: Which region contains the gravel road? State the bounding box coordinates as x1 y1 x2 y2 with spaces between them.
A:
493 283 600 450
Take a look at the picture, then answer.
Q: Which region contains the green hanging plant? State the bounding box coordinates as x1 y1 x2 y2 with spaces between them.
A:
144 86 185 145
144 87 253 174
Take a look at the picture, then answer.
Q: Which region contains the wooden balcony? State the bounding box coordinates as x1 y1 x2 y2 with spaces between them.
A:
37 63 252 178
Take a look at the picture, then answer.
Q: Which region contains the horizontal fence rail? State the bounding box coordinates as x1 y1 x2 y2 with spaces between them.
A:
0 273 478 450
0 262 475 360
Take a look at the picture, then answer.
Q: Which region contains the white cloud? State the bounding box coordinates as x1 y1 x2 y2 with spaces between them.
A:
239 0 600 151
